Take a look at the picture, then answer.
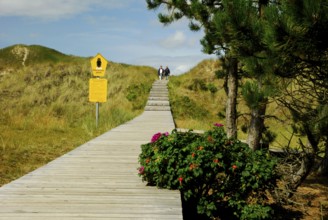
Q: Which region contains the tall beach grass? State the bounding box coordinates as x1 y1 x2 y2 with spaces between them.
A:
0 58 157 186
168 59 301 149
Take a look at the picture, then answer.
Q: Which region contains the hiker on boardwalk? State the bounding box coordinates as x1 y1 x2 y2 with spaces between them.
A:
158 65 164 80
164 66 170 80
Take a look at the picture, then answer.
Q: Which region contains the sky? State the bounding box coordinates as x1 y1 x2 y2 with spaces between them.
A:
0 0 216 75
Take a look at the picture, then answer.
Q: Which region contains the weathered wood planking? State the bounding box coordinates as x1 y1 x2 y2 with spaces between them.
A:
0 80 183 220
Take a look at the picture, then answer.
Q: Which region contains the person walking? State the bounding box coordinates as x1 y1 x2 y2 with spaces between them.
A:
158 65 164 80
164 66 170 80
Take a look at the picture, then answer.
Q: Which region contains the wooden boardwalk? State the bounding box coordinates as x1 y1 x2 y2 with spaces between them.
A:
0 80 183 220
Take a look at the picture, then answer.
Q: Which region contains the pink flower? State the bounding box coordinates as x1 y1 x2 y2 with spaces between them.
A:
214 123 224 127
232 165 237 170
178 177 183 185
151 132 162 143
151 132 169 143
138 166 145 175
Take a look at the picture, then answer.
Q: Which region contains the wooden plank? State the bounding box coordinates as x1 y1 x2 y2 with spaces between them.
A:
0 213 181 220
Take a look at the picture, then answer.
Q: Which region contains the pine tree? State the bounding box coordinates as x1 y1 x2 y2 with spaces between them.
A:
211 0 282 150
264 0 328 175
146 0 242 139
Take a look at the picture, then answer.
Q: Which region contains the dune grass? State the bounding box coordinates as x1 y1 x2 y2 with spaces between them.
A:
168 59 300 149
0 58 157 186
168 59 226 130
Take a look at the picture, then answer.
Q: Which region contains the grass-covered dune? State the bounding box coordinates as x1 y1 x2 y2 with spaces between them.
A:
0 44 157 185
168 59 299 148
0 44 83 69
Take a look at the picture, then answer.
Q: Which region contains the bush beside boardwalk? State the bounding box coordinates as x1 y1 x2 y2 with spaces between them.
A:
139 125 278 220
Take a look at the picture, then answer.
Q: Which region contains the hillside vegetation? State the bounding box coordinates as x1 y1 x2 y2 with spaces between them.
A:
168 59 327 219
0 44 84 70
168 59 299 148
168 59 224 130
0 44 157 185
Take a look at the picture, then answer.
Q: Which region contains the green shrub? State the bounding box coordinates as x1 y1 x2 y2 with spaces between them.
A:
187 79 208 91
207 83 218 94
171 96 209 120
138 124 278 219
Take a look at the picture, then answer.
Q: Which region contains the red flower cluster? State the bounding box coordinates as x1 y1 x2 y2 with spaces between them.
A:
151 132 162 143
151 132 169 143
214 123 224 127
178 177 183 185
138 166 145 175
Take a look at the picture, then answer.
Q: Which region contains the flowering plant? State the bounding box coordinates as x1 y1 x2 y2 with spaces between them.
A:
138 124 278 219
150 132 169 143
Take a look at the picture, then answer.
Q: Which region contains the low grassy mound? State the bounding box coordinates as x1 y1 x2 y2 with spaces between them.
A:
168 59 299 148
0 44 157 185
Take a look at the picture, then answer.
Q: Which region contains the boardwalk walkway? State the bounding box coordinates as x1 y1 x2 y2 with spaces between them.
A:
0 80 183 220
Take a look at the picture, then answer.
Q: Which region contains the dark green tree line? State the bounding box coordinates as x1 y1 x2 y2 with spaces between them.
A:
264 0 328 175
